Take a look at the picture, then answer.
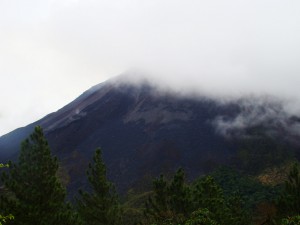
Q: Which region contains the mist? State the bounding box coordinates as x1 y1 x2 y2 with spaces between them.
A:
1 0 300 135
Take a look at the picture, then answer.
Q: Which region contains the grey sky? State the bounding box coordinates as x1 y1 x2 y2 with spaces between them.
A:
1 0 300 135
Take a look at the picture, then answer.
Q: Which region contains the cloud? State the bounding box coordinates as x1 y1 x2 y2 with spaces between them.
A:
1 0 300 135
212 96 300 141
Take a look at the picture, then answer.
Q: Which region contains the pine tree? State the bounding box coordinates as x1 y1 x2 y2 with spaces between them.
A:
193 176 225 213
144 174 170 222
145 170 250 225
184 208 219 225
76 148 122 225
192 176 228 223
192 176 249 225
0 163 14 225
277 163 300 217
145 168 192 224
0 126 79 225
168 168 192 217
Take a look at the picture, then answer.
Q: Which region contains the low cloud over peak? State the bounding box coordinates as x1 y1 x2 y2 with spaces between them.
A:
1 0 300 135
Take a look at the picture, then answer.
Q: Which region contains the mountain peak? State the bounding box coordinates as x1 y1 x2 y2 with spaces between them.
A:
1 75 300 195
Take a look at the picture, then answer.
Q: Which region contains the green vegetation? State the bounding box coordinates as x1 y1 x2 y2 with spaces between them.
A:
76 148 122 225
0 164 13 225
277 163 300 217
0 215 14 225
212 167 280 209
184 208 219 225
1 126 300 225
144 168 190 224
281 215 300 225
0 164 9 169
143 169 248 225
0 126 79 225
234 133 292 174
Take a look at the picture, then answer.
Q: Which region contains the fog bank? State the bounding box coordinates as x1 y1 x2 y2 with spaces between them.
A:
1 0 300 135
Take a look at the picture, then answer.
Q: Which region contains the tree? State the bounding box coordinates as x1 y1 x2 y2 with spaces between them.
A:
169 168 192 217
184 208 219 225
191 176 229 224
277 163 300 217
145 168 192 224
192 176 248 225
144 169 248 225
0 163 13 225
0 126 79 225
281 215 300 225
0 164 9 169
0 215 14 225
76 148 122 225
145 174 169 221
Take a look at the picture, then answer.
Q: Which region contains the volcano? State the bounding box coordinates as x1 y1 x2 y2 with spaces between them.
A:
1 76 299 194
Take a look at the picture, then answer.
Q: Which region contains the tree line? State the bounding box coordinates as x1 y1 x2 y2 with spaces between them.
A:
0 126 299 225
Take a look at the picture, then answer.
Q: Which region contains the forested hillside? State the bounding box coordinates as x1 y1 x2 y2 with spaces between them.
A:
1 127 300 225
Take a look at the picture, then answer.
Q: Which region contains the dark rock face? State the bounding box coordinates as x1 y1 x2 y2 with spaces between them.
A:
1 79 298 195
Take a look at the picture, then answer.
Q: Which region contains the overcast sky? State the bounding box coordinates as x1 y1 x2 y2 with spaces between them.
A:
1 0 300 136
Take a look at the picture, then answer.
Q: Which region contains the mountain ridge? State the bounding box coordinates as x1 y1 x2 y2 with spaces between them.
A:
1 76 300 195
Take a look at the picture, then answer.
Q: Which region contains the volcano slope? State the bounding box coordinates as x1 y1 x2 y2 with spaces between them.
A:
1 78 299 195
